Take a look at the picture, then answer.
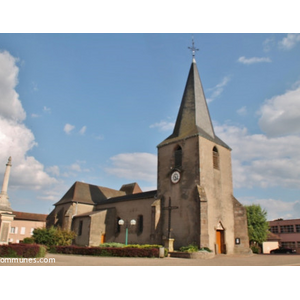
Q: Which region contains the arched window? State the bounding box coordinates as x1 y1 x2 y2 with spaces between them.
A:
174 146 182 168
138 215 143 234
213 146 220 170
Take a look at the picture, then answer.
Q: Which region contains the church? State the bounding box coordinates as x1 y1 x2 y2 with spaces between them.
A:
47 45 250 254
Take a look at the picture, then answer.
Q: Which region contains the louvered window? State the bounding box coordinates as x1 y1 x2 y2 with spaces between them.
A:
213 146 220 170
174 146 182 168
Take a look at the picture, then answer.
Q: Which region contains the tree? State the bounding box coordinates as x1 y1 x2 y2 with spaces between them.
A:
245 204 269 251
32 226 76 247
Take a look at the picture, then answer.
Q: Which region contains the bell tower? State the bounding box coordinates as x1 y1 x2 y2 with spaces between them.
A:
157 41 250 254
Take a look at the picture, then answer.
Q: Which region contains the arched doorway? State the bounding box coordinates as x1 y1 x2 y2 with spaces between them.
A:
216 222 226 254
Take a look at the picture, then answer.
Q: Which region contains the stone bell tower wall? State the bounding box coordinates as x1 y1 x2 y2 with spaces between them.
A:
157 135 201 249
198 136 235 254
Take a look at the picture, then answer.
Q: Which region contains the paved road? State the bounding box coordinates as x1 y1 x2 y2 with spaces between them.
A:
3 253 300 266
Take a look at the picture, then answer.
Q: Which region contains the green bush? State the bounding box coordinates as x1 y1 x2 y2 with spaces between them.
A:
53 245 159 257
32 226 76 248
251 245 260 254
99 242 125 248
179 244 199 253
199 247 213 252
124 244 163 249
22 237 35 244
36 245 47 258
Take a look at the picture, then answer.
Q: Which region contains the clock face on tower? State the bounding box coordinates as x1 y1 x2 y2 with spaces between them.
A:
171 171 181 184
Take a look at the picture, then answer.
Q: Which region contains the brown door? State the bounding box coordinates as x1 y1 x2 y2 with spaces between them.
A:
100 234 106 244
216 230 225 254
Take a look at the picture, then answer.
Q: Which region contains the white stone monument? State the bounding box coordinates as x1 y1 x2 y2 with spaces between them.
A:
0 157 15 244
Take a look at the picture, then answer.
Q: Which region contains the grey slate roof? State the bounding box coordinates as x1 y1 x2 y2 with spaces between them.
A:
158 61 230 150
54 181 156 207
54 181 126 206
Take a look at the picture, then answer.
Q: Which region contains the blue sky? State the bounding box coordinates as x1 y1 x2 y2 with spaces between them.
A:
1 33 300 220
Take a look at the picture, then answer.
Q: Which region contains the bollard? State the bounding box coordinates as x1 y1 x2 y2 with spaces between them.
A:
159 247 165 258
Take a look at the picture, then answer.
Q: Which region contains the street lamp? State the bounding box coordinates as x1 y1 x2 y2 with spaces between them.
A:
118 219 136 245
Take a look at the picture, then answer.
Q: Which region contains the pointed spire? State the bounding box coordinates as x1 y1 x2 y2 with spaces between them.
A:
158 41 230 149
172 60 215 139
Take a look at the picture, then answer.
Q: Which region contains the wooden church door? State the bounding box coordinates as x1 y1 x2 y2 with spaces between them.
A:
100 234 106 244
216 230 225 254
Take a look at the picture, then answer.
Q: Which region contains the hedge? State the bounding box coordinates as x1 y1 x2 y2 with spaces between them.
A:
52 245 160 257
0 244 47 258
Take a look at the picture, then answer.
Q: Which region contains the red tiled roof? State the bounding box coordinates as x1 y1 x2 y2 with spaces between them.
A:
12 211 47 222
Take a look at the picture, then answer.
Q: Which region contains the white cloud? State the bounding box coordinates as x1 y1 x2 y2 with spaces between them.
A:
239 197 300 220
237 106 247 116
279 33 300 50
237 56 271 65
46 165 60 177
263 37 275 52
64 123 75 134
43 106 51 113
79 126 87 135
31 113 40 118
258 84 300 137
106 152 157 183
206 76 230 103
94 134 104 140
61 161 90 177
215 124 300 189
0 50 26 121
31 81 38 91
150 121 174 132
0 50 57 192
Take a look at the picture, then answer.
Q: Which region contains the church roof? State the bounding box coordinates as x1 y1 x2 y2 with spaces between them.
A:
158 60 230 150
54 181 126 206
96 190 157 206
120 182 142 195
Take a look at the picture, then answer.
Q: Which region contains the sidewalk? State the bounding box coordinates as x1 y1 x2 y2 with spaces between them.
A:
2 253 300 266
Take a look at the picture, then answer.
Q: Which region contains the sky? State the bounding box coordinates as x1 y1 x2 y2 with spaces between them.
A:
1 32 300 221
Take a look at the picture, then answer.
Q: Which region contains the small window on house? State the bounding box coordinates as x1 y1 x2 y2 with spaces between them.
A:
270 226 279 234
20 227 26 235
174 146 182 168
10 227 15 234
138 215 143 233
281 241 295 248
78 220 83 236
280 225 294 233
213 146 220 170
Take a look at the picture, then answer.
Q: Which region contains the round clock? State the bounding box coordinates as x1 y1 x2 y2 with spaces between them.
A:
171 171 181 184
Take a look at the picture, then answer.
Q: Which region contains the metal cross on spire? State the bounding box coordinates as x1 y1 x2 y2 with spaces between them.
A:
188 36 199 62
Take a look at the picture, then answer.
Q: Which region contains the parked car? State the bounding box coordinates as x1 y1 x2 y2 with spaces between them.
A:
270 247 296 254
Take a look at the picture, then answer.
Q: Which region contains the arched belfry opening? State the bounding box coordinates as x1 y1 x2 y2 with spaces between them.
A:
212 146 220 170
174 145 182 169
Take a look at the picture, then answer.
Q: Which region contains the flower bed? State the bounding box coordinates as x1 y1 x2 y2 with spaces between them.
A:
0 243 46 258
52 245 160 258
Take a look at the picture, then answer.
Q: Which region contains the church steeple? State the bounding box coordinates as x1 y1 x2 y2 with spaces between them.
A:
158 41 230 149
172 59 215 139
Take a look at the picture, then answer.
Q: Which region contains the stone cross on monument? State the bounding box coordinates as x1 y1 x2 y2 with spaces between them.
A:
163 197 178 252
